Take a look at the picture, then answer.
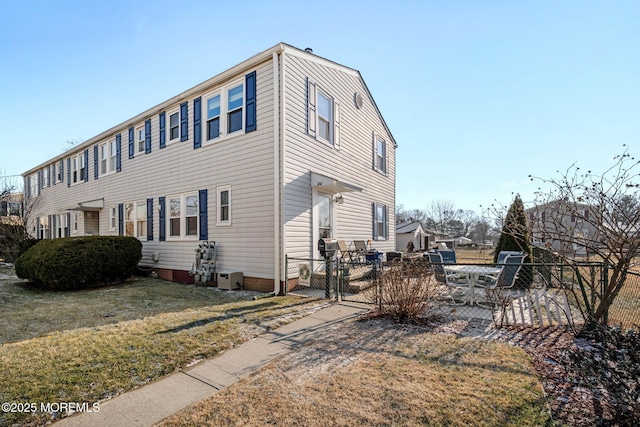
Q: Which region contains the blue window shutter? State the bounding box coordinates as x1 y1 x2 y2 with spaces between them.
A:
159 112 166 149
67 157 71 187
147 198 154 241
116 133 122 172
51 215 56 237
245 71 257 132
306 77 316 137
84 149 89 182
51 164 56 186
118 203 124 236
65 212 71 237
128 127 134 159
180 102 188 141
93 146 99 179
159 197 166 241
198 189 208 240
46 166 50 187
193 97 202 149
145 119 152 154
372 203 377 240
37 170 42 193
60 160 64 184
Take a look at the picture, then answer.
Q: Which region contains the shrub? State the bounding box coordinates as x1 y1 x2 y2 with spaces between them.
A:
15 236 142 290
372 259 441 323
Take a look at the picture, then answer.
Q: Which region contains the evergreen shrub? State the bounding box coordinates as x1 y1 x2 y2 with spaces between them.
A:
15 236 142 290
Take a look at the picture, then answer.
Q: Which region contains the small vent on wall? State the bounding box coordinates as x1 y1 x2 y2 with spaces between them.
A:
354 92 363 109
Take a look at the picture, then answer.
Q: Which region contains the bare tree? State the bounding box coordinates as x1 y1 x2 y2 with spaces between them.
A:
425 199 456 236
526 146 640 326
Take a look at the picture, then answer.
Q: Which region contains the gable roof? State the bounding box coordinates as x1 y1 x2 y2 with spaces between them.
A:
395 221 423 234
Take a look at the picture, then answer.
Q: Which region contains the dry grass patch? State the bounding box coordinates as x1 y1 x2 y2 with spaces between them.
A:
158 319 552 427
0 292 326 426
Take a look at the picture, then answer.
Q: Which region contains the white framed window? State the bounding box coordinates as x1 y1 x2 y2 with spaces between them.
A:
109 205 117 231
73 212 78 234
99 140 117 176
39 216 50 239
29 173 39 198
206 93 221 141
307 78 340 148
79 153 86 181
373 133 387 174
217 185 231 226
57 213 66 238
317 90 332 143
373 202 388 241
44 166 50 187
136 126 145 153
72 156 78 183
168 108 180 142
124 200 147 239
202 79 246 144
166 193 199 238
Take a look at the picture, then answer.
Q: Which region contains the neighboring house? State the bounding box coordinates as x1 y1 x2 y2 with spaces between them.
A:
525 201 598 255
453 236 472 246
395 221 428 252
21 43 396 294
0 192 23 225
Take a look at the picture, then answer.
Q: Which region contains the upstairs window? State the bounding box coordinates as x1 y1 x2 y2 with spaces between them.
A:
99 140 118 176
206 94 221 140
137 126 145 153
373 133 387 174
169 110 180 142
306 78 340 148
227 83 244 134
79 153 86 181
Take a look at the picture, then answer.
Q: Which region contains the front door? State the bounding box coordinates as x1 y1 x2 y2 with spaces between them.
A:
313 192 334 261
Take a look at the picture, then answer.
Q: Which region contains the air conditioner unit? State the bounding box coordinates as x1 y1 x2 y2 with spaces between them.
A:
217 272 243 290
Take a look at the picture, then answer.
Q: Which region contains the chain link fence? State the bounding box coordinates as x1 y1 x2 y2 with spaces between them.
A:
285 254 640 331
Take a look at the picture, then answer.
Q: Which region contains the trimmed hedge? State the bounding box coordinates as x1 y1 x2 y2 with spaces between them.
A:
15 236 142 290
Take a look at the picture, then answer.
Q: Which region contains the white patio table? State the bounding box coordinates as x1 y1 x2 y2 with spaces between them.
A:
443 265 503 306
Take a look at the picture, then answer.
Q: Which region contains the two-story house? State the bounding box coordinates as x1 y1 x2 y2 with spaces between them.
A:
21 43 396 294
525 201 598 255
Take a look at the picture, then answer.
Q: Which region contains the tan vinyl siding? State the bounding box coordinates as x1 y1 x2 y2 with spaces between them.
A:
28 59 277 280
282 52 396 259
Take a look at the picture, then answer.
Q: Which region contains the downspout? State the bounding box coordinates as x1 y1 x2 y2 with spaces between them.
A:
280 50 287 295
272 49 282 295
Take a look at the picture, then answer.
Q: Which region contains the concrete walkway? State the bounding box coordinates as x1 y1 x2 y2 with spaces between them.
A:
55 301 369 427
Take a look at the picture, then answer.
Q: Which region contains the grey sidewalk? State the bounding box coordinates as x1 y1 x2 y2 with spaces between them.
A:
55 301 369 427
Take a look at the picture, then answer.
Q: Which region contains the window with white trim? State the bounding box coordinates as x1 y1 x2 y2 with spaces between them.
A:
306 78 340 148
168 108 180 143
109 205 117 231
79 153 86 181
206 93 221 141
217 185 231 225
124 200 147 239
373 133 387 174
57 213 66 238
166 193 198 238
72 156 78 183
202 79 246 143
44 166 50 187
99 140 117 176
39 216 50 239
29 173 39 198
136 126 145 153
373 202 388 241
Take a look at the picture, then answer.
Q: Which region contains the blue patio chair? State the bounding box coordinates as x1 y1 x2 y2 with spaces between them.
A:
435 249 457 264
481 254 526 308
428 252 468 305
496 250 525 264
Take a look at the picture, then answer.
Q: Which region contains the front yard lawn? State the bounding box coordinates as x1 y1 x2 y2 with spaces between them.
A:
0 271 326 426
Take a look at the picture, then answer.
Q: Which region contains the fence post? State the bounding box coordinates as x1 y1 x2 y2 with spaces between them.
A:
602 262 609 326
284 255 288 296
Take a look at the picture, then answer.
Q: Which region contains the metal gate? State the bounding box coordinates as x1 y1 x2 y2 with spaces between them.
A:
285 255 379 304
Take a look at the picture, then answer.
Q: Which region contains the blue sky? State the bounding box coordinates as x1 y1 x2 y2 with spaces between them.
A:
1 0 638 214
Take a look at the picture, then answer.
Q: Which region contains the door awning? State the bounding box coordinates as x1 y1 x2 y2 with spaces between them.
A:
74 198 104 211
311 172 363 194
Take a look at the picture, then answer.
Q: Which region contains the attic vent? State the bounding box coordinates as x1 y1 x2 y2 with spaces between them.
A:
304 47 313 53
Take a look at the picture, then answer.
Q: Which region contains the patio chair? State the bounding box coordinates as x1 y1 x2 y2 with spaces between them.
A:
481 254 526 308
353 240 368 263
427 252 469 305
496 250 525 264
435 249 457 264
336 240 357 263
